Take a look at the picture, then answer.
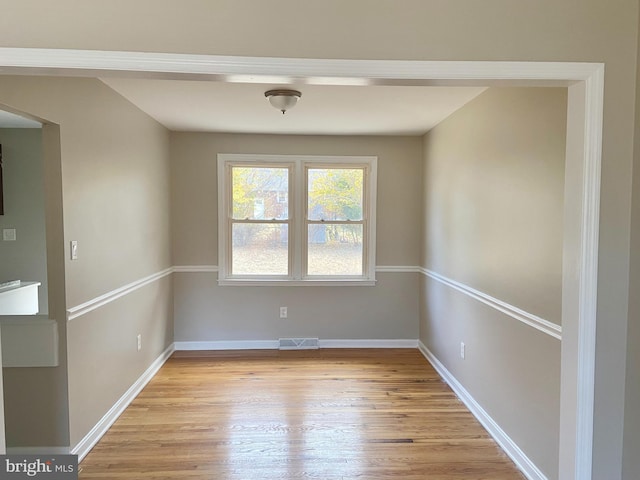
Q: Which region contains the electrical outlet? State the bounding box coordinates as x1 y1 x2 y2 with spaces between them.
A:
280 306 288 318
460 342 466 359
137 334 142 351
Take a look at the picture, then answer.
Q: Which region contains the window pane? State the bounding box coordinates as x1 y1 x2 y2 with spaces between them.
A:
307 224 363 276
232 167 289 220
308 168 363 221
232 224 288 275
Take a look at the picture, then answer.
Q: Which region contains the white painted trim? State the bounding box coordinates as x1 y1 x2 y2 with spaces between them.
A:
173 265 219 273
421 268 562 340
217 279 377 287
178 264 423 274
573 62 603 480
0 48 600 84
417 341 547 480
375 265 421 273
66 268 173 321
217 154 378 284
175 340 279 350
63 264 418 322
0 50 602 478
70 344 175 462
320 339 418 348
174 339 418 350
6 447 70 455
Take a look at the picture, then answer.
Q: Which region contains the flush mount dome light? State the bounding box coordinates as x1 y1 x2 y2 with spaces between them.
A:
265 89 302 114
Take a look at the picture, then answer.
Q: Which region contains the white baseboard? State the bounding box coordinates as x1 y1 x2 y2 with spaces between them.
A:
174 340 279 350
417 341 547 480
319 339 418 348
174 339 418 350
66 337 542 480
6 446 70 455
70 344 175 462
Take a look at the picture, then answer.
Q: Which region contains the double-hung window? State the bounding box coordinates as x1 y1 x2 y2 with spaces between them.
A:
218 154 377 285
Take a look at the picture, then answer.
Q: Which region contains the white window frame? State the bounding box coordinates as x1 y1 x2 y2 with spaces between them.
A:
218 154 377 286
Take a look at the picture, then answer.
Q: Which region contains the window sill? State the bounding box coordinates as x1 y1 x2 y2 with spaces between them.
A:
217 278 377 287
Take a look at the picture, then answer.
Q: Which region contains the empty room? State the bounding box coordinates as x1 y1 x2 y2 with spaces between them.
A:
0 2 639 480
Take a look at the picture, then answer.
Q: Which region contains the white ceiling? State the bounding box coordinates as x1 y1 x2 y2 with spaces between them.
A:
100 78 487 136
0 110 41 128
0 77 486 134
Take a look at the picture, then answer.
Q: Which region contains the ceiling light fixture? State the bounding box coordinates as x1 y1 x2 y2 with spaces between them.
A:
265 89 301 114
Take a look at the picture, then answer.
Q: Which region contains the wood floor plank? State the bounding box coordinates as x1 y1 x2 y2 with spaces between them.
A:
79 349 525 479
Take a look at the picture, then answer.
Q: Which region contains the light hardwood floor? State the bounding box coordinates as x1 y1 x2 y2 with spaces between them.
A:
79 349 525 479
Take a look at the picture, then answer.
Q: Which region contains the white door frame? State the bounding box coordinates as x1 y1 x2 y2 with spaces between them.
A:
0 328 5 454
0 49 604 479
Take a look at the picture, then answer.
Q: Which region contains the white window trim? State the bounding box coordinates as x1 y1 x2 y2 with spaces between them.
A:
218 154 377 286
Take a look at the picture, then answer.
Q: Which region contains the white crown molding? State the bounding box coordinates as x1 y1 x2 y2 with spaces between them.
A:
420 268 562 340
418 342 547 480
71 344 175 462
66 268 173 321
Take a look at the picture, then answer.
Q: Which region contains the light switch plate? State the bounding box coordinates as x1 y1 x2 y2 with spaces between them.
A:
70 240 78 260
3 229 16 241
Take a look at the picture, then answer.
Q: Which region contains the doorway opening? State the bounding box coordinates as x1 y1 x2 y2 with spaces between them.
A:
0 50 603 479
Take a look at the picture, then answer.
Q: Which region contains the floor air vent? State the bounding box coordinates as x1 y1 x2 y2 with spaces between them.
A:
278 338 319 350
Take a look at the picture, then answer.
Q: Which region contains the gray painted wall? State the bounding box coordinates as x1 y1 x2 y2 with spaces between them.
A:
171 133 422 342
0 76 173 448
623 9 640 479
0 128 47 314
0 123 67 448
66 276 173 446
0 3 637 473
0 1 637 473
423 88 566 325
420 87 567 479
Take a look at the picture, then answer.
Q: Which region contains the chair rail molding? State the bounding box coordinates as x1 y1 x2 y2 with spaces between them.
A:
421 268 562 340
66 267 173 321
0 48 603 479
